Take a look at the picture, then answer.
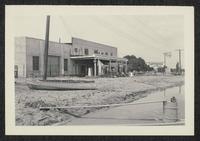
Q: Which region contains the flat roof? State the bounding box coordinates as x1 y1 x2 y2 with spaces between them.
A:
21 36 71 45
72 37 117 50
17 36 117 50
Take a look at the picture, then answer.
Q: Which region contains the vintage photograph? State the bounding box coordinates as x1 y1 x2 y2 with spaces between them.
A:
5 6 194 135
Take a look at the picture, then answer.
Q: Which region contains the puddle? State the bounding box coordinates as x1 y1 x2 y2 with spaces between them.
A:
135 85 185 119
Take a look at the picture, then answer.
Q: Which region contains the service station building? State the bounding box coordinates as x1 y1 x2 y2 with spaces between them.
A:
15 37 128 77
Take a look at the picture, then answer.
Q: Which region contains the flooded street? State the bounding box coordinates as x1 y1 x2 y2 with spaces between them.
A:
8 9 193 135
15 76 184 125
67 85 185 125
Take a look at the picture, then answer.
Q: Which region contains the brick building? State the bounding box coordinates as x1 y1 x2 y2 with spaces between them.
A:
15 37 127 77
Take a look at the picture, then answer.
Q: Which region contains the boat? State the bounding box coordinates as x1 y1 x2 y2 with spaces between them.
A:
27 80 97 90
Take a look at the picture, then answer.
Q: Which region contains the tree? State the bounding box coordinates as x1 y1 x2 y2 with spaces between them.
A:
124 55 153 72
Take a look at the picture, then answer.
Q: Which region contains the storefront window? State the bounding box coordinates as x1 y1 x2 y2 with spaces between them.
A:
64 59 68 71
33 56 39 70
85 48 89 55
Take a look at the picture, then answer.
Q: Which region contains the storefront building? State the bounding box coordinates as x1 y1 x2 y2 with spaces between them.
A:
15 37 127 77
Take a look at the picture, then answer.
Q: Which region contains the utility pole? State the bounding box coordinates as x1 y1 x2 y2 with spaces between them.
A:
163 52 171 74
175 49 183 75
163 53 166 67
43 15 50 80
59 37 61 43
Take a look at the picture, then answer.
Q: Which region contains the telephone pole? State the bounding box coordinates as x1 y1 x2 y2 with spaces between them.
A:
175 49 183 75
43 15 50 80
163 53 166 67
163 52 171 74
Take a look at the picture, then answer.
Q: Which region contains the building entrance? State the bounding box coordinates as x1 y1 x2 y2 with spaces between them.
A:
80 65 87 77
47 56 60 76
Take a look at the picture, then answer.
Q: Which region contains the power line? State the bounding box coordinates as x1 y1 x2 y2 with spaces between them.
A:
59 16 73 39
89 16 163 52
134 17 167 44
87 16 138 54
118 16 167 51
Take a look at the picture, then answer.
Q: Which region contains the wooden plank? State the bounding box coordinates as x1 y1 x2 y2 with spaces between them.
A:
40 100 167 110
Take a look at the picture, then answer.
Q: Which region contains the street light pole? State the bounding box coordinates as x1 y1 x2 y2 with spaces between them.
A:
163 52 171 75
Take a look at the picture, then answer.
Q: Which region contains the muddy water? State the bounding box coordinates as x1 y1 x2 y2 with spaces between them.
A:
134 85 185 120
67 85 185 125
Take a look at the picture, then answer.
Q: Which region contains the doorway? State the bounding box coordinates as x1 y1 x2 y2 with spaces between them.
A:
47 56 60 77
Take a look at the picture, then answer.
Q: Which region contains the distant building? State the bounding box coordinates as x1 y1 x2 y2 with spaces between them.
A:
15 37 127 77
147 62 163 72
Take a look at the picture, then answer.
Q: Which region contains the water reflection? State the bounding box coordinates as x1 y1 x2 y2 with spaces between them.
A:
70 84 185 125
137 85 185 120
163 85 182 100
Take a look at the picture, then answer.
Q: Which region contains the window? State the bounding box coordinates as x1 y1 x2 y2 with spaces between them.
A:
101 52 104 55
85 48 89 55
74 48 78 53
33 56 39 70
110 53 113 56
105 52 108 55
64 59 68 71
94 49 98 54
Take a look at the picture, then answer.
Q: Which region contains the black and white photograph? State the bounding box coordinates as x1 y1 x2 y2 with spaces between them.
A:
5 6 194 135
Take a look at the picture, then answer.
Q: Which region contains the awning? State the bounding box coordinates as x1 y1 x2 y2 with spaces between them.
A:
70 54 127 62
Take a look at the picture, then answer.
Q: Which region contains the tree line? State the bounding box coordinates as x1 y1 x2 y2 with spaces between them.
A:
123 55 153 72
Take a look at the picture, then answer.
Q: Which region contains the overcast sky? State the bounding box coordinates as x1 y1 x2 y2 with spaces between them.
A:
10 12 184 68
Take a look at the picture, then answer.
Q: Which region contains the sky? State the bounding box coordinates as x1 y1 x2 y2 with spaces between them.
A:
10 12 184 69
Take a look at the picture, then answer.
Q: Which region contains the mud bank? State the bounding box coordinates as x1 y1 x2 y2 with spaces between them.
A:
15 75 184 125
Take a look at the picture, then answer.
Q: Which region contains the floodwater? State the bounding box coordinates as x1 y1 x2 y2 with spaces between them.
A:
67 85 185 125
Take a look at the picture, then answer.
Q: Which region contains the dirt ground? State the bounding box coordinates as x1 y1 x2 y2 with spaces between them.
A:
15 75 184 126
